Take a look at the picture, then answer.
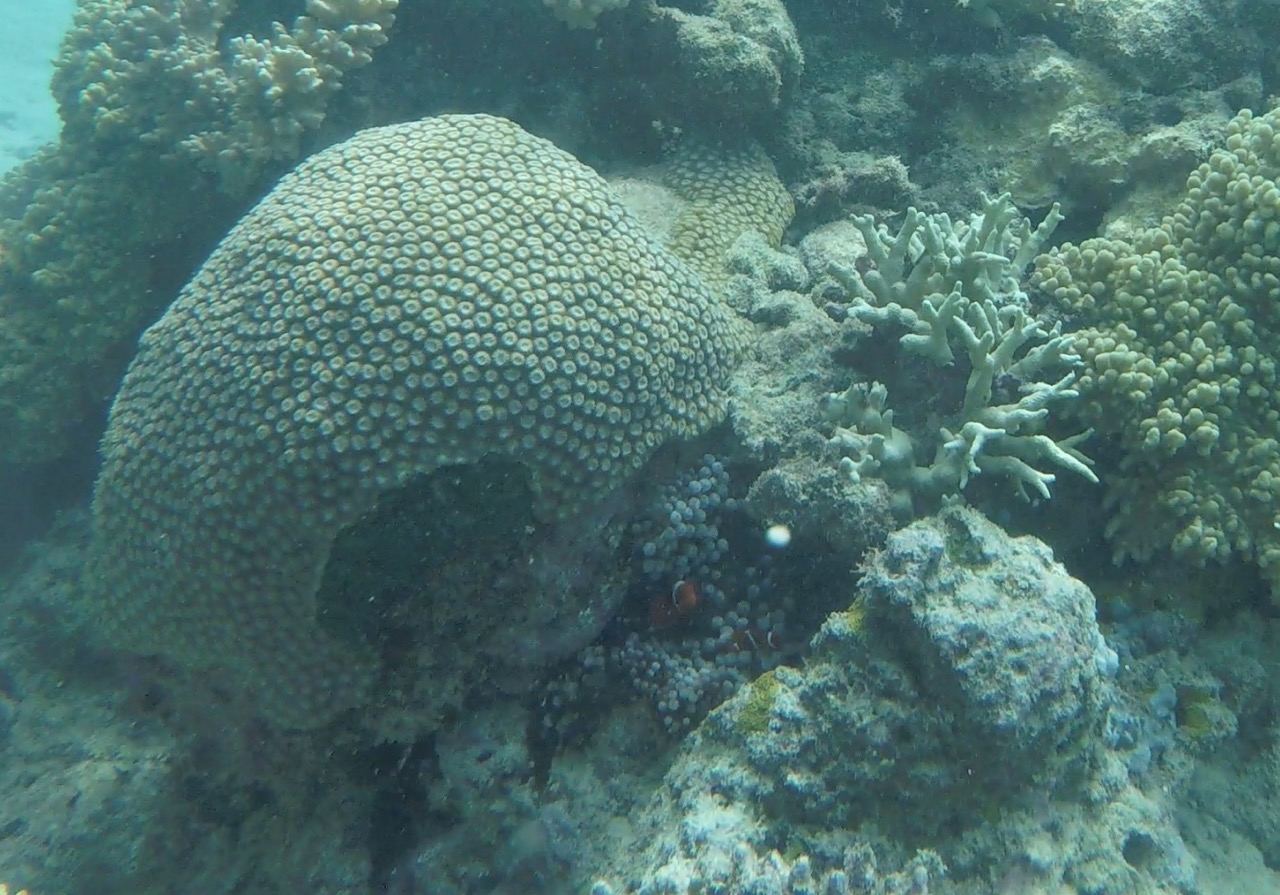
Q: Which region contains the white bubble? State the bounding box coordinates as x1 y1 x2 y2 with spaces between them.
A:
764 523 792 549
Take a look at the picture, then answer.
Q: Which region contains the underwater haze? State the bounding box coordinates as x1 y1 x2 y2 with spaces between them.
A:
0 0 75 175
1 0 1280 893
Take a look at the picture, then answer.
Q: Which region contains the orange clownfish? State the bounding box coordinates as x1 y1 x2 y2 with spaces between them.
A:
723 626 781 653
650 579 700 629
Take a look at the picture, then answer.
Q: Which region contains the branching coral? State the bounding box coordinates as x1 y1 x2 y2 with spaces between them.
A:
53 0 398 190
824 194 1095 512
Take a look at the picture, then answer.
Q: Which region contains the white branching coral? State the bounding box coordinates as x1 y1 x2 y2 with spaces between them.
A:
823 194 1095 511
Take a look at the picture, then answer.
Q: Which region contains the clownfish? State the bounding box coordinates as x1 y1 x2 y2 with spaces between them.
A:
721 626 782 653
650 579 700 628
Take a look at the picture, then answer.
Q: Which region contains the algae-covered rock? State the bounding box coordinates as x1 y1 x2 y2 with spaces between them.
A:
586 506 1178 894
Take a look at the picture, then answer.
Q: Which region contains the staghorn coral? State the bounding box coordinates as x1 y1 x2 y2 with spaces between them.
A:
823 194 1096 512
0 0 396 467
86 114 751 729
1032 104 1280 597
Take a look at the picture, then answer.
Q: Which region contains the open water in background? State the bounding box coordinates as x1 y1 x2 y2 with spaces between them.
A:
0 0 77 177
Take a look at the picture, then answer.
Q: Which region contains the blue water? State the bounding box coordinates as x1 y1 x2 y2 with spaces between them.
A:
0 0 75 176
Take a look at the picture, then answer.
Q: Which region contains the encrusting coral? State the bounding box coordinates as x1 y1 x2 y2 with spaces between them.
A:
825 193 1096 512
663 140 795 293
1032 104 1280 597
87 114 752 728
543 0 803 128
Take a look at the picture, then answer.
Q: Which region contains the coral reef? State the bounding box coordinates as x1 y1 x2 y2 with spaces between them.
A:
53 0 398 188
611 139 795 295
774 11 1258 227
728 506 1110 828
662 140 795 292
590 0 803 130
716 234 898 556
13 499 1270 894
644 0 803 126
5 0 1280 892
86 114 750 728
0 513 376 895
593 841 946 895
397 703 583 893
0 0 397 467
1032 103 1280 598
540 456 818 736
1069 0 1261 93
586 506 1198 894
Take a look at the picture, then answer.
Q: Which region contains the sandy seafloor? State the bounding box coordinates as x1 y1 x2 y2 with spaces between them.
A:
0 0 76 177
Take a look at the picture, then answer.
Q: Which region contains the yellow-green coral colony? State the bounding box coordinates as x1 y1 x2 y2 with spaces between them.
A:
1031 106 1280 594
664 141 795 293
86 114 750 728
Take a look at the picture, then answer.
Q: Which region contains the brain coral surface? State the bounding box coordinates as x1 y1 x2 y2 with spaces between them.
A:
87 114 748 728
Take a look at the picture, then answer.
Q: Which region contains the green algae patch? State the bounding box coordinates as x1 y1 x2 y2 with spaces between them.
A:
1175 685 1238 743
942 512 990 568
835 600 868 637
736 669 782 736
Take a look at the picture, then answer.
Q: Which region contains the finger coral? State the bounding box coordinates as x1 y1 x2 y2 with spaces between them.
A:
1032 104 1280 596
53 0 398 189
